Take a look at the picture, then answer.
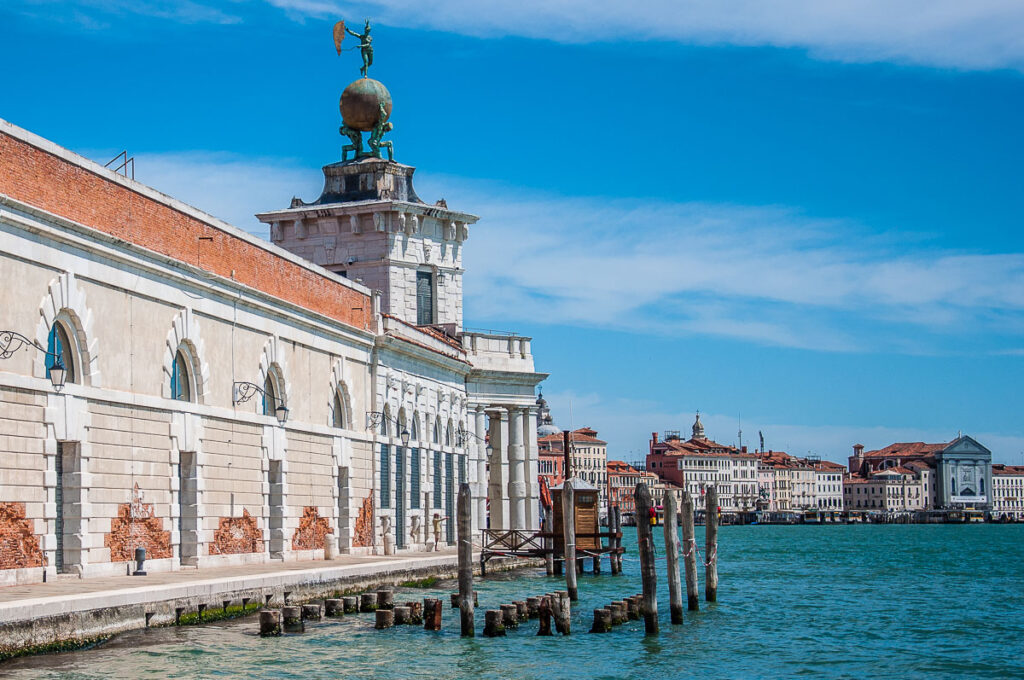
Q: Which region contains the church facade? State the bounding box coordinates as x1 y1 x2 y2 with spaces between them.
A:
0 114 544 585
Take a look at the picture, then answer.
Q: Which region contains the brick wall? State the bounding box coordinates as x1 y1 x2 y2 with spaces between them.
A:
209 509 263 555
103 484 172 562
0 129 372 333
0 503 44 569
291 506 331 551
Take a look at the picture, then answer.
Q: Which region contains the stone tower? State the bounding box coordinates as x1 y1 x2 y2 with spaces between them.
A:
258 158 477 332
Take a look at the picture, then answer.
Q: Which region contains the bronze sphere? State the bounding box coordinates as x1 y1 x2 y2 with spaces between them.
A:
340 78 392 132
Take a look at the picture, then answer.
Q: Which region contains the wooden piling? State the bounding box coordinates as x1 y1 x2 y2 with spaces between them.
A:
376 589 394 611
537 596 553 636
301 603 322 621
553 590 571 635
281 605 303 633
561 479 578 601
404 601 423 624
457 482 475 637
663 492 684 625
360 593 377 612
526 596 541 618
501 604 519 629
324 599 343 617
514 601 528 621
610 506 622 575
682 491 700 611
634 482 659 635
705 485 719 603
544 505 554 576
625 597 640 620
393 605 412 625
592 556 601 574
424 598 443 631
589 608 612 633
258 609 281 637
375 609 394 629
483 609 506 637
342 596 358 614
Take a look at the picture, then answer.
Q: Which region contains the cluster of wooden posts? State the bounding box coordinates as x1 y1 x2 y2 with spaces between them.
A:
634 482 720 635
589 594 642 633
482 591 572 637
257 587 447 636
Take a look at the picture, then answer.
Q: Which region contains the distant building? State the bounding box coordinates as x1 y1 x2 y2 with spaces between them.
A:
755 450 847 514
992 464 1024 520
647 414 758 513
843 466 927 513
538 426 608 496
847 436 992 511
812 459 845 511
607 460 643 514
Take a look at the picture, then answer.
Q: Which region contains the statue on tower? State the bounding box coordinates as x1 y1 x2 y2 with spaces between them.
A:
334 19 394 163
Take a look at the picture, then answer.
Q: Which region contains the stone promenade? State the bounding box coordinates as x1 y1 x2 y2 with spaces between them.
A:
0 548 480 658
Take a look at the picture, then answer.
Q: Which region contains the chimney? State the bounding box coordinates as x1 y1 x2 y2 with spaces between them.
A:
652 432 658 444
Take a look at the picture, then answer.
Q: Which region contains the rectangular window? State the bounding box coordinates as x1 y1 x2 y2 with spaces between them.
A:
380 444 391 508
433 451 442 509
416 271 434 325
458 454 466 487
410 448 421 509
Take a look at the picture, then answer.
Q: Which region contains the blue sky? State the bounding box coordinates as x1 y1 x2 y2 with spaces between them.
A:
2 0 1023 464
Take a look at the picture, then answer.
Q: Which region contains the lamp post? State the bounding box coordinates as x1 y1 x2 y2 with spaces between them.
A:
0 330 68 391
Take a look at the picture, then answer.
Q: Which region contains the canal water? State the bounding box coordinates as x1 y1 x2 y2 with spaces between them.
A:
5 524 1024 679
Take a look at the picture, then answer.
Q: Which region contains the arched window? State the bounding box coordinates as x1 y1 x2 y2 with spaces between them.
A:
263 371 279 417
445 420 453 446
980 477 985 495
170 349 192 401
380 407 390 436
411 414 419 441
332 390 347 428
432 417 440 444
46 322 76 384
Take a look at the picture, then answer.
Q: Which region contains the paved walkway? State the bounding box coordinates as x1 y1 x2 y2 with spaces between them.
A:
0 549 461 625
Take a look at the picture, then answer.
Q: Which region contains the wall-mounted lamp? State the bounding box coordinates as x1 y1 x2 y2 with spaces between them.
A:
233 381 289 424
0 330 67 391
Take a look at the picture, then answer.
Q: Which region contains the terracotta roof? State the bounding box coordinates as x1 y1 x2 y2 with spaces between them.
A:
538 428 607 445
863 442 949 458
992 464 1024 476
844 476 870 484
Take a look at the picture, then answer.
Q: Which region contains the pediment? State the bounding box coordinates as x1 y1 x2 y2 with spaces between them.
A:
942 435 991 456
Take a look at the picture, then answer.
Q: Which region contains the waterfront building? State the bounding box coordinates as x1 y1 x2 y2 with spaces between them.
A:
812 459 845 511
607 460 643 514
991 464 1024 520
847 436 992 511
843 466 926 513
647 415 758 513
538 426 608 512
0 77 545 584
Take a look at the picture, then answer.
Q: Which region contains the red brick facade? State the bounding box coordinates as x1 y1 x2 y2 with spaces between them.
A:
0 503 44 570
103 485 172 562
353 495 374 548
0 130 372 333
291 506 332 551
209 509 264 555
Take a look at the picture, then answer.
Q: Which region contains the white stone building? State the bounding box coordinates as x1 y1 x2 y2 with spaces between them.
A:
992 464 1024 520
0 107 544 585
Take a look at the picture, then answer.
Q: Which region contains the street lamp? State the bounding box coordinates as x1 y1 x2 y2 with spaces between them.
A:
400 428 411 447
0 330 68 392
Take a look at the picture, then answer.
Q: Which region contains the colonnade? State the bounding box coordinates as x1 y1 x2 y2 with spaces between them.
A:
468 403 539 532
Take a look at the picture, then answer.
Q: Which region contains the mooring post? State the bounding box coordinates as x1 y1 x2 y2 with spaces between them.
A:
259 609 281 637
561 478 578 601
555 590 571 635
393 605 412 625
682 491 700 611
375 609 394 629
483 609 506 637
424 598 443 631
404 600 423 624
501 604 519 629
301 603 322 621
610 505 622 575
663 492 684 624
361 593 377 612
376 589 394 611
590 608 612 633
544 505 554 576
457 482 475 637
634 482 659 635
705 485 719 603
342 596 358 614
281 606 303 633
324 599 343 617
537 596 553 636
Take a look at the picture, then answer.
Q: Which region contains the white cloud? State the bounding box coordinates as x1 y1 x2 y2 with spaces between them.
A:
267 0 1024 72
12 0 242 26
542 390 1024 466
112 152 1024 354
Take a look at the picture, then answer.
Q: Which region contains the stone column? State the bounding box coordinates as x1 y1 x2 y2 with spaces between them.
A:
473 405 488 532
487 409 509 530
507 407 527 530
523 407 540 530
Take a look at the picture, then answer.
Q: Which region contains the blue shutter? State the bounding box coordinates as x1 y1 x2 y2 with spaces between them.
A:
410 448 420 509
380 444 390 508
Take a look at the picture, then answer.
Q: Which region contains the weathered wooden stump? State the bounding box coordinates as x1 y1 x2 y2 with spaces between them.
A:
282 606 304 633
664 491 684 625
561 479 579 601
393 605 412 625
377 589 395 610
483 609 506 637
258 609 281 637
375 609 394 629
682 491 700 612
608 602 625 625
324 599 343 617
635 482 660 635
626 597 640 620
515 601 528 622
537 597 553 636
301 603 322 621
500 604 519 629
342 596 359 613
423 598 443 631
404 601 423 624
706 486 719 603
590 608 613 633
592 556 601 574
450 591 479 607
526 597 541 618
360 593 378 612
552 591 571 635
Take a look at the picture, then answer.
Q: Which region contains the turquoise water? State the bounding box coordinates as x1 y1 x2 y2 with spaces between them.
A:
5 525 1024 679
